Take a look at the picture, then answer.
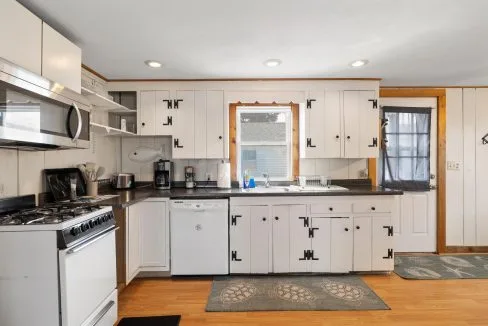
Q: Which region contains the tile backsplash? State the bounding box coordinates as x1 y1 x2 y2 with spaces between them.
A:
120 137 368 182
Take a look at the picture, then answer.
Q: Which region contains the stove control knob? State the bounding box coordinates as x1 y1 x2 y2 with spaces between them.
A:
81 223 89 231
95 218 101 225
103 215 109 222
89 220 95 228
70 227 79 236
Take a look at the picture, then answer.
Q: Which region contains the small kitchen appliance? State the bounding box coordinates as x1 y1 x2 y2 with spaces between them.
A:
111 173 135 189
154 159 173 190
185 166 196 189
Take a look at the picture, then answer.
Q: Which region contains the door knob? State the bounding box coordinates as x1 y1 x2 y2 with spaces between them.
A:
345 227 349 232
371 207 376 211
335 135 340 139
274 216 279 221
142 122 146 126
219 136 223 139
356 226 360 230
347 136 351 140
329 207 333 211
262 217 267 222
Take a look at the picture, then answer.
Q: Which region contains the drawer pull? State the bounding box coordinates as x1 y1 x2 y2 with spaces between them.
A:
262 217 267 222
344 227 349 232
275 216 279 221
329 207 333 211
371 206 376 211
356 225 360 230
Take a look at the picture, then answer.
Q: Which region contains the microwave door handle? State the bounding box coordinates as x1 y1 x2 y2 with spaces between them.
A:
71 102 82 142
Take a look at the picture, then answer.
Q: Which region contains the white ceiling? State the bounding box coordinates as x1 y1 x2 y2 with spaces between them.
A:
17 0 488 85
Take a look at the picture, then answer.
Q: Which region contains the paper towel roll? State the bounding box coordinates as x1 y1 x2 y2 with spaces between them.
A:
217 162 231 188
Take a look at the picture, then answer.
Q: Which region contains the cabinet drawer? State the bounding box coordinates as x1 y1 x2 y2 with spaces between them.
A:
353 200 392 213
310 203 352 214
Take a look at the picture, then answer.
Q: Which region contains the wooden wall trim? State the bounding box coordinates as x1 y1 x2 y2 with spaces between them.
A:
445 246 488 253
81 64 109 82
109 77 382 82
229 103 300 182
367 158 377 186
379 88 447 254
382 86 488 89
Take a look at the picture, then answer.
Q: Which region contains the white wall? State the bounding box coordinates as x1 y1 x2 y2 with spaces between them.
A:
446 88 488 246
111 80 378 182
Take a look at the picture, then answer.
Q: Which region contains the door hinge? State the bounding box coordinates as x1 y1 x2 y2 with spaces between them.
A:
299 249 319 260
173 99 183 109
306 138 316 148
163 99 172 109
306 99 316 109
308 227 319 238
382 248 394 259
383 225 393 236
368 137 378 148
231 251 242 261
368 99 378 109
173 138 183 148
231 214 242 226
299 216 310 228
163 116 173 126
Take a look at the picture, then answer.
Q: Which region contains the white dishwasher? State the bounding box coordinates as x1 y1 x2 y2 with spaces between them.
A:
170 199 229 275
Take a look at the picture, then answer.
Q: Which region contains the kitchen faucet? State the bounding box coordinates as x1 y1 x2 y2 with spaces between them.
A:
263 172 270 188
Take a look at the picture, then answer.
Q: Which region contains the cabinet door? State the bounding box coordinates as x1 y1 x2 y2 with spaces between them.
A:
172 90 195 159
353 217 372 271
126 204 140 284
271 205 290 273
289 205 311 272
0 0 42 74
42 23 81 93
358 91 379 157
194 90 207 158
250 206 269 273
155 90 172 135
139 91 156 135
229 206 251 273
311 218 331 273
324 91 342 158
139 201 168 268
330 218 353 273
304 91 326 158
372 216 394 271
206 90 225 158
343 91 360 158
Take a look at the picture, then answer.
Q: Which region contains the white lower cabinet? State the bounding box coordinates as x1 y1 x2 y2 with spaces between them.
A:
229 196 396 275
126 199 169 285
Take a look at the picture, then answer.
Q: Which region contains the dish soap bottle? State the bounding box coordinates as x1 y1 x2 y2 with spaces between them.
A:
243 169 249 189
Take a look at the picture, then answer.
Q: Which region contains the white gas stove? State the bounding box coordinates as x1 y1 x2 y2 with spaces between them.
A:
0 195 118 326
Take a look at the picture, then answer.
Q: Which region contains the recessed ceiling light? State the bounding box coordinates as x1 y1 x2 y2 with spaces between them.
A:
350 60 369 67
144 60 163 68
264 59 282 67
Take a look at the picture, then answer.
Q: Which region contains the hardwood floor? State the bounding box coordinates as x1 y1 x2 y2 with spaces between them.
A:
119 274 488 325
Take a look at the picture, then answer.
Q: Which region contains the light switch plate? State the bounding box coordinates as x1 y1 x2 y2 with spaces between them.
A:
447 161 461 170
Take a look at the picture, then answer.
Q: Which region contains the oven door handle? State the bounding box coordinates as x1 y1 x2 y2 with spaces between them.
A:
67 226 118 255
86 300 115 326
71 102 82 143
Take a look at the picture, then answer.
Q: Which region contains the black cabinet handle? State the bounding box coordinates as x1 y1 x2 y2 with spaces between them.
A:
262 217 267 222
219 136 222 140
371 207 376 211
274 216 279 221
356 225 360 230
329 207 333 211
345 227 349 232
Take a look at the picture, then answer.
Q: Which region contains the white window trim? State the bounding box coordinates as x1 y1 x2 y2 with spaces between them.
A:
236 107 292 182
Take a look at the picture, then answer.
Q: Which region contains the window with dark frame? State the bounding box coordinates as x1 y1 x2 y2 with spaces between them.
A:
381 106 432 191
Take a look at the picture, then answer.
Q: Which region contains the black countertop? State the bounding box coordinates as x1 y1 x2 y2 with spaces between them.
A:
98 184 403 209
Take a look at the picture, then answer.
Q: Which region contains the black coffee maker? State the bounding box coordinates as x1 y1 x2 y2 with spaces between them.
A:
154 160 173 190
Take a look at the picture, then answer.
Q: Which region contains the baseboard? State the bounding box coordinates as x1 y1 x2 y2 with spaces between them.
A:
444 246 488 253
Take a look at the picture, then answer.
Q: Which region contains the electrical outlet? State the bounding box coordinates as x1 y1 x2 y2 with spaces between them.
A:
205 173 212 181
447 161 461 170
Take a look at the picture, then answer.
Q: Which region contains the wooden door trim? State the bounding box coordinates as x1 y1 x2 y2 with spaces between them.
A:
378 88 447 254
229 102 300 182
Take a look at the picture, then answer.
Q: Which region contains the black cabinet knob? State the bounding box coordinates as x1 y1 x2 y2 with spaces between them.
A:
347 136 351 140
262 217 267 222
329 207 333 211
335 135 340 139
219 136 223 140
142 122 146 126
274 216 279 221
345 227 349 232
356 225 360 230
371 207 376 211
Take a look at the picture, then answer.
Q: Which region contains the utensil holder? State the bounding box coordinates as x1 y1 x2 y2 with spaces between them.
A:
87 181 98 197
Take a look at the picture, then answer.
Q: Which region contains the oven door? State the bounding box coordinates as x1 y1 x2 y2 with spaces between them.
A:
58 226 117 326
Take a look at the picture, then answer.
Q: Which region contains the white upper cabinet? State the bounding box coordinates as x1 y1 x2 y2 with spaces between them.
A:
172 90 195 159
323 91 343 158
139 91 156 135
206 90 225 158
0 0 42 74
305 91 326 158
155 90 173 135
343 90 379 158
42 23 82 93
194 90 207 159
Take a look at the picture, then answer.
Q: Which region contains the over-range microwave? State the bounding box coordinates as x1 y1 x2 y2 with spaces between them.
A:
0 57 90 150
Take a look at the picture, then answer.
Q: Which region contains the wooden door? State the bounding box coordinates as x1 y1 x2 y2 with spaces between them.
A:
311 218 331 273
250 206 269 273
155 90 172 135
139 201 167 268
372 216 394 271
139 91 156 135
358 91 379 157
194 90 207 158
126 204 140 284
229 206 251 273
172 90 195 159
304 91 326 158
206 90 225 158
353 217 372 271
324 90 342 158
289 205 311 272
271 205 290 273
330 217 353 273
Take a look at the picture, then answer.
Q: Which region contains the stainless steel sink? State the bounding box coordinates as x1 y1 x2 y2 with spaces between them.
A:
240 185 348 193
241 186 290 193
